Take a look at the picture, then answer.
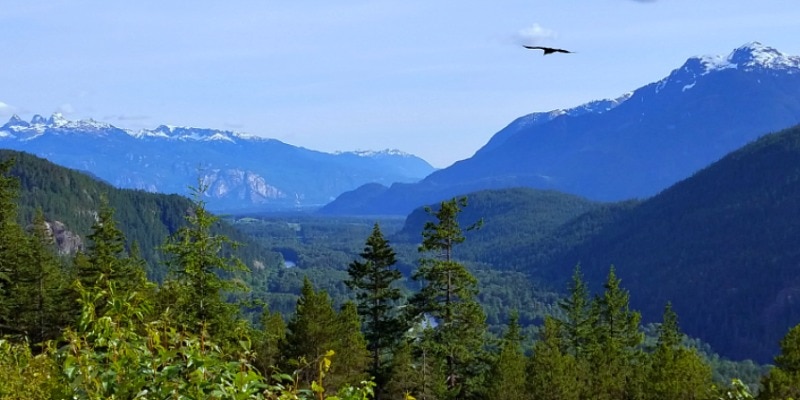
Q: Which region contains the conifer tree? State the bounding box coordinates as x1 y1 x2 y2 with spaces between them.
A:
758 323 800 400
559 265 596 360
254 307 287 376
0 158 26 334
329 301 370 390
0 161 68 343
384 340 420 400
346 223 404 397
589 266 644 399
74 199 147 317
487 311 526 400
409 197 487 399
646 302 713 400
161 185 248 339
12 210 70 344
284 278 341 386
527 317 582 400
409 328 448 400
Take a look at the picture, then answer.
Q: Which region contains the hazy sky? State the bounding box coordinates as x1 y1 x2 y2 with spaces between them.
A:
2 1 799 167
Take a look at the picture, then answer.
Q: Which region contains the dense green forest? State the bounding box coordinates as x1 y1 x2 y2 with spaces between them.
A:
1 153 795 398
0 149 283 286
388 124 800 364
3 139 800 398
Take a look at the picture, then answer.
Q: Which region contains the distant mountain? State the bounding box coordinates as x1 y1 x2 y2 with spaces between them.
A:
403 122 800 363
322 42 800 215
0 116 435 212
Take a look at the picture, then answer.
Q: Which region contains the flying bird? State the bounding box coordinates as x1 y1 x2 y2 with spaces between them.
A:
523 45 574 55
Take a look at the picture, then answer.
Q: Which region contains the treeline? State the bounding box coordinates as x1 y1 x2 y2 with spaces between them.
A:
1 158 799 399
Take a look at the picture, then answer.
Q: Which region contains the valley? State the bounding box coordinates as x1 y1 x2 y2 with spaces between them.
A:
3 41 800 398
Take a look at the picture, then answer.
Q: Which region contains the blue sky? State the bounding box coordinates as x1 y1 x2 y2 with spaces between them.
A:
1 1 799 167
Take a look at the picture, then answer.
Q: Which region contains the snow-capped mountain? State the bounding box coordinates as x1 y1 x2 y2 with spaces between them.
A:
322 42 800 215
0 115 435 212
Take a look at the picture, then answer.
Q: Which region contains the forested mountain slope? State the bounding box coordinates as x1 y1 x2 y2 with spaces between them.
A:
393 123 800 363
0 149 283 283
445 124 800 363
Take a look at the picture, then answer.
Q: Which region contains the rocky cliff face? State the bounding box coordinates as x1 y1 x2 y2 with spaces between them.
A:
42 220 83 255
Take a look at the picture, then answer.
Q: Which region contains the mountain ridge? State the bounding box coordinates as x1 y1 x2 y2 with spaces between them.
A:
0 114 436 212
321 42 800 216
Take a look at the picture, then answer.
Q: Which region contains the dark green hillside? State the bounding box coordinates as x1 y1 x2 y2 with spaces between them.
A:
395 187 601 269
527 124 800 363
0 149 282 283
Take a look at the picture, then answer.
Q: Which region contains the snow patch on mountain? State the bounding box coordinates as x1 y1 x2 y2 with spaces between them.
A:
338 149 414 158
515 91 634 128
656 42 800 93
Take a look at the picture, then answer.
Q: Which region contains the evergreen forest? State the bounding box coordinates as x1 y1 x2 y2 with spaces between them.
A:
2 133 800 399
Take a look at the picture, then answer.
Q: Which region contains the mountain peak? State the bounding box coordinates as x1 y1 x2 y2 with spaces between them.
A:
48 112 69 127
727 41 798 70
655 42 800 94
2 114 28 128
30 114 47 125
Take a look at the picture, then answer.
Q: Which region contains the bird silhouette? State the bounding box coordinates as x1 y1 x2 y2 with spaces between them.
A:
523 45 574 55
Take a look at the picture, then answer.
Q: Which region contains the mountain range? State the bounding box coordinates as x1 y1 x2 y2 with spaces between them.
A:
0 115 435 212
322 42 800 215
393 121 800 363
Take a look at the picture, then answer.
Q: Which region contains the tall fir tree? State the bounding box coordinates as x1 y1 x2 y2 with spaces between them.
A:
253 306 287 377
589 266 645 400
409 197 487 400
12 209 71 345
283 279 369 393
384 340 421 400
283 278 344 387
559 264 596 360
486 311 526 400
328 301 370 390
527 317 582 400
646 302 714 400
346 223 404 398
73 199 148 319
0 158 27 334
160 185 249 341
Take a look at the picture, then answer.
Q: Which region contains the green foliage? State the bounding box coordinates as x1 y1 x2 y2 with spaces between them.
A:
253 306 287 377
559 265 595 360
284 279 369 394
0 339 59 399
346 222 405 395
646 303 715 400
527 317 582 400
720 379 756 400
758 323 800 399
160 185 249 343
486 312 526 400
395 188 600 269
512 125 800 363
0 149 281 288
408 197 488 399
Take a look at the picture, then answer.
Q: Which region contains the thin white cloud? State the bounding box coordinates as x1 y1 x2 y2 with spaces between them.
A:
513 23 558 46
104 114 150 122
56 103 75 115
0 101 16 117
